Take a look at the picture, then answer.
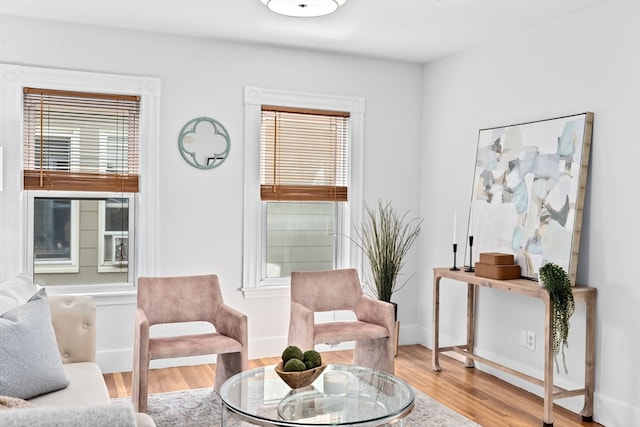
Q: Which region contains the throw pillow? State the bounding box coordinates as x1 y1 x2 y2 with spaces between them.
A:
0 272 38 316
0 395 33 409
0 288 70 399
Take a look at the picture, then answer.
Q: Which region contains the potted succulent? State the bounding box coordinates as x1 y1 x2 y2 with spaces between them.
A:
352 200 422 305
538 262 575 374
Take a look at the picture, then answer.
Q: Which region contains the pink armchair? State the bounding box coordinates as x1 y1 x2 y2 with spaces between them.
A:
132 274 247 412
288 268 396 374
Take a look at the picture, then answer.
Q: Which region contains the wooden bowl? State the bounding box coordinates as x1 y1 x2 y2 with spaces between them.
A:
274 362 327 389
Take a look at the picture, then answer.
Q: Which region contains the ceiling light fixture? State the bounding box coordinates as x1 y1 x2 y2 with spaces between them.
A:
261 0 346 18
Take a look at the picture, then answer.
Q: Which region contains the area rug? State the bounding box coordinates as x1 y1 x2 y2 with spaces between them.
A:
115 387 479 426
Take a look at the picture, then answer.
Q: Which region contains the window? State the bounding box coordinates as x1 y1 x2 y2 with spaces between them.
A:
243 87 365 295
23 87 139 286
0 64 159 290
260 106 349 279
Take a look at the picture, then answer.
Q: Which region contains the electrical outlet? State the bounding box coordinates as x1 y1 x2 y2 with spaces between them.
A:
526 331 536 351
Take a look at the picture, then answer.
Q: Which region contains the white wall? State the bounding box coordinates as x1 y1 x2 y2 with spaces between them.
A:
419 2 640 426
0 16 423 370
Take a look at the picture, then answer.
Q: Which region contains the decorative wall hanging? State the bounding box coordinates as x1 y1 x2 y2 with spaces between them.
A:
466 112 594 286
178 117 230 169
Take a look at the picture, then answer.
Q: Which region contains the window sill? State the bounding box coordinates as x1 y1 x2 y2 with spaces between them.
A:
240 285 290 299
43 283 137 306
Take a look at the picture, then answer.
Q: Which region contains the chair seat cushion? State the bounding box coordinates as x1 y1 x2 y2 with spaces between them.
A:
314 321 389 345
149 333 242 360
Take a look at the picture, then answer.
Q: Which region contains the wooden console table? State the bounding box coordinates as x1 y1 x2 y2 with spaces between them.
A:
432 267 596 427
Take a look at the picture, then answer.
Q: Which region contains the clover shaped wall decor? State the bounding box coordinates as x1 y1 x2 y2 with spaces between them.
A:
178 116 231 169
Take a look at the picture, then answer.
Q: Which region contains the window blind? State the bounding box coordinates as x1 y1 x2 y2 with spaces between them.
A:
23 88 141 192
260 105 349 202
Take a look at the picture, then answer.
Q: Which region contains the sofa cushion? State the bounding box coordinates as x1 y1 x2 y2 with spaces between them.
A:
0 272 38 316
0 289 69 399
28 363 110 407
0 403 136 427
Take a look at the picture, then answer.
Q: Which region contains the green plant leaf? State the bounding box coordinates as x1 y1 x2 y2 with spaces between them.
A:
351 200 422 303
539 262 575 374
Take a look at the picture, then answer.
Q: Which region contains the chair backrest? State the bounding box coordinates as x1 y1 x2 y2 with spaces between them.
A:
290 268 363 312
137 274 224 325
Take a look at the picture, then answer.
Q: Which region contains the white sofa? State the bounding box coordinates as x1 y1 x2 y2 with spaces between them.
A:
0 289 155 427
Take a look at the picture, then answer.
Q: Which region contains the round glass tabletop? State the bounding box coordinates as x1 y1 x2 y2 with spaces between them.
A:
219 364 414 426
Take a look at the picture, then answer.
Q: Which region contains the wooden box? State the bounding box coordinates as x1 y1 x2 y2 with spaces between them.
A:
474 262 521 280
479 252 514 265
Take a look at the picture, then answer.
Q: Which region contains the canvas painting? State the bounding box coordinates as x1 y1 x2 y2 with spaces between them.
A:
466 112 593 285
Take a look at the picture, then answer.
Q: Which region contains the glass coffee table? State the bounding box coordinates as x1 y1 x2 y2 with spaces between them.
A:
219 364 414 426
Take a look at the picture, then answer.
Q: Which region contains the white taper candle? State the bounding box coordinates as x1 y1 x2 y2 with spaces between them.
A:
453 210 457 243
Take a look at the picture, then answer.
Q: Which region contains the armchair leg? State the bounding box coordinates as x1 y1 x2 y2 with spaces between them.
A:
354 337 395 374
214 352 246 393
131 364 149 413
395 321 400 357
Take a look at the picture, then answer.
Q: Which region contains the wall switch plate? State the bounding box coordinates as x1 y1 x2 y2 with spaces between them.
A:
519 330 527 347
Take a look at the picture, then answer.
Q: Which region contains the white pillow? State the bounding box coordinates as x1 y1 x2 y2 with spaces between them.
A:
0 272 38 316
0 288 70 399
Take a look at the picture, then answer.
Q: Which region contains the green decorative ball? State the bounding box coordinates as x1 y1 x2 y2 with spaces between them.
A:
281 345 304 364
283 358 307 372
302 350 322 368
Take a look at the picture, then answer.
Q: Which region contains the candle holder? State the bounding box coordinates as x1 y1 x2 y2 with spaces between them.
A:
465 235 475 272
450 243 460 271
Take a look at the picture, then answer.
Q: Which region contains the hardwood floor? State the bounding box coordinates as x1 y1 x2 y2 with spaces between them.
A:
104 345 603 427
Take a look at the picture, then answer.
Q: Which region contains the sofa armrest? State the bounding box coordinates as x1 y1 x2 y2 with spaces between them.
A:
48 295 96 363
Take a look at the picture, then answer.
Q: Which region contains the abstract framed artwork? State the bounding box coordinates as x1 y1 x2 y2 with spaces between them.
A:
466 112 594 286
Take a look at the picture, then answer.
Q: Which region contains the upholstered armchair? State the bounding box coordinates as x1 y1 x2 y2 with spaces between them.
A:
288 268 396 374
132 274 248 413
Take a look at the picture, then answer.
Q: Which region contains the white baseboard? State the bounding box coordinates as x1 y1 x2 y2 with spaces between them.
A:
98 323 422 374
97 349 133 374
97 349 218 374
594 392 639 427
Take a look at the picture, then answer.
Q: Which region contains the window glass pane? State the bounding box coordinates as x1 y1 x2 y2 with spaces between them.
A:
102 133 130 173
35 136 71 170
105 198 129 232
34 199 72 261
265 202 335 278
103 198 129 266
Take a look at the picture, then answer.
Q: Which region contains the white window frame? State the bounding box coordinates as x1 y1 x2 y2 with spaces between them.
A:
0 64 160 295
242 86 365 298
